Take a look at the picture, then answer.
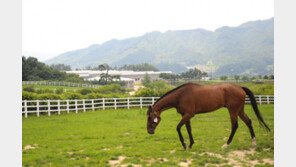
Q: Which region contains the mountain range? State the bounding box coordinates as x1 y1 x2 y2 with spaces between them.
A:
45 18 274 76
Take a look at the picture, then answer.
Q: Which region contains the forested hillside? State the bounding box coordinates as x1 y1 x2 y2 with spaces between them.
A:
45 18 274 76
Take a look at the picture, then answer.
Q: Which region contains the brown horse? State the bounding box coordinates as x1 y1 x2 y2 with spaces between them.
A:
146 83 270 149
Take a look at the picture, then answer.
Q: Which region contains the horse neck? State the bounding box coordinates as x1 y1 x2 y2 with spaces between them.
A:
153 93 178 115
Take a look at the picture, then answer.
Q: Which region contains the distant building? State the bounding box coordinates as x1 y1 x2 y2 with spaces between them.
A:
66 70 172 88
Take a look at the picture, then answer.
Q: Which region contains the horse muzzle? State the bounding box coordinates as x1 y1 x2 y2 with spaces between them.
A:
147 129 155 134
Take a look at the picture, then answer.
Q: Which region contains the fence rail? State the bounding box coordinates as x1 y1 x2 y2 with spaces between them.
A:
22 95 274 118
22 81 101 88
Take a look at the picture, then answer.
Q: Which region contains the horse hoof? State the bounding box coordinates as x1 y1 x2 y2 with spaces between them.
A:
183 143 187 149
222 143 229 149
252 138 257 146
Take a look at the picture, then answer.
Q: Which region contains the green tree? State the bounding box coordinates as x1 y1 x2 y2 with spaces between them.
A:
22 56 84 82
250 76 256 81
142 73 152 87
50 64 71 71
180 68 205 80
220 75 228 80
98 64 111 85
241 75 250 82
234 75 240 82
263 75 268 79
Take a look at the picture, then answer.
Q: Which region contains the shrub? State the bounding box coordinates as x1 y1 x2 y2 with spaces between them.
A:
135 87 154 97
22 91 38 100
55 88 64 94
23 86 35 92
77 88 93 95
93 84 125 94
38 93 62 100
62 92 83 99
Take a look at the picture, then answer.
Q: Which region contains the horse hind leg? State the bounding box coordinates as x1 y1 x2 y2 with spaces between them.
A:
239 110 256 146
222 108 239 149
185 120 194 149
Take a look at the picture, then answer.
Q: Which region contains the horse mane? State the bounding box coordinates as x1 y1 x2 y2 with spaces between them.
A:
153 83 191 106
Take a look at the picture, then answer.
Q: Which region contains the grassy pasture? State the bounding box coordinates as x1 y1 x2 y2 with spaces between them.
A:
23 105 274 166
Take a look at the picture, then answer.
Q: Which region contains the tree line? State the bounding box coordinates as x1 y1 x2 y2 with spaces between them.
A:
22 56 84 83
84 63 159 72
159 68 208 81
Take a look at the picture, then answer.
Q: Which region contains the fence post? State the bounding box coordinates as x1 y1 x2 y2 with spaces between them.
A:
267 95 269 104
36 100 40 117
259 95 262 105
114 98 117 110
67 100 69 113
140 97 142 109
48 100 51 116
92 99 95 111
24 100 28 118
58 100 61 115
152 97 154 105
127 98 130 109
102 98 105 110
83 99 86 112
75 99 78 113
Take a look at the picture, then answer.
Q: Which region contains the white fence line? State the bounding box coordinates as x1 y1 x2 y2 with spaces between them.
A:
22 95 274 118
22 81 101 88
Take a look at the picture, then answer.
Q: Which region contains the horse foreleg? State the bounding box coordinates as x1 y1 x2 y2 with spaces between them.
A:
186 120 194 149
177 114 192 149
177 122 187 149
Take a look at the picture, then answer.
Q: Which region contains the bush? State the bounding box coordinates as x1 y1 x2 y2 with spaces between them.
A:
22 91 38 100
23 86 35 92
62 92 83 99
93 84 125 94
38 93 62 100
135 87 154 97
55 88 64 94
77 88 93 95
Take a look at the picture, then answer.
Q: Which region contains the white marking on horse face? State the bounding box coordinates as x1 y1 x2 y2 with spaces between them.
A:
153 117 158 123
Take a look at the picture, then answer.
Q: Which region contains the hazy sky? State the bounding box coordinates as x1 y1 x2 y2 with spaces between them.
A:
22 0 274 61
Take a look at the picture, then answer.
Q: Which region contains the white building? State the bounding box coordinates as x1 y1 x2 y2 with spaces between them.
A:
66 70 172 88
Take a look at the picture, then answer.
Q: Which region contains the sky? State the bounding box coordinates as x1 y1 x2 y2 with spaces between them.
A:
22 0 274 61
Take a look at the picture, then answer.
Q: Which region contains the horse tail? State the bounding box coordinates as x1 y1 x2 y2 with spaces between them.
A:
242 87 270 131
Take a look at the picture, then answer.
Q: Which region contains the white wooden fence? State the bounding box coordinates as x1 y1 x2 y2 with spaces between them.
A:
22 81 101 88
22 95 274 118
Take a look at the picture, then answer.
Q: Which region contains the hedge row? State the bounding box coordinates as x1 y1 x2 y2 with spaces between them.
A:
22 84 130 100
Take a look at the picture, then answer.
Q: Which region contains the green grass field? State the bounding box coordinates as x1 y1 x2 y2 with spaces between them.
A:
23 105 274 167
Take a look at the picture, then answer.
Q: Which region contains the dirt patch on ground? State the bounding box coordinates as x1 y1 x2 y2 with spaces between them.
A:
229 148 256 158
199 152 224 159
117 145 123 149
102 148 110 151
67 151 74 155
178 159 192 167
198 148 273 167
120 164 141 167
263 158 274 165
108 156 126 166
129 85 144 95
170 150 176 154
23 145 36 150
